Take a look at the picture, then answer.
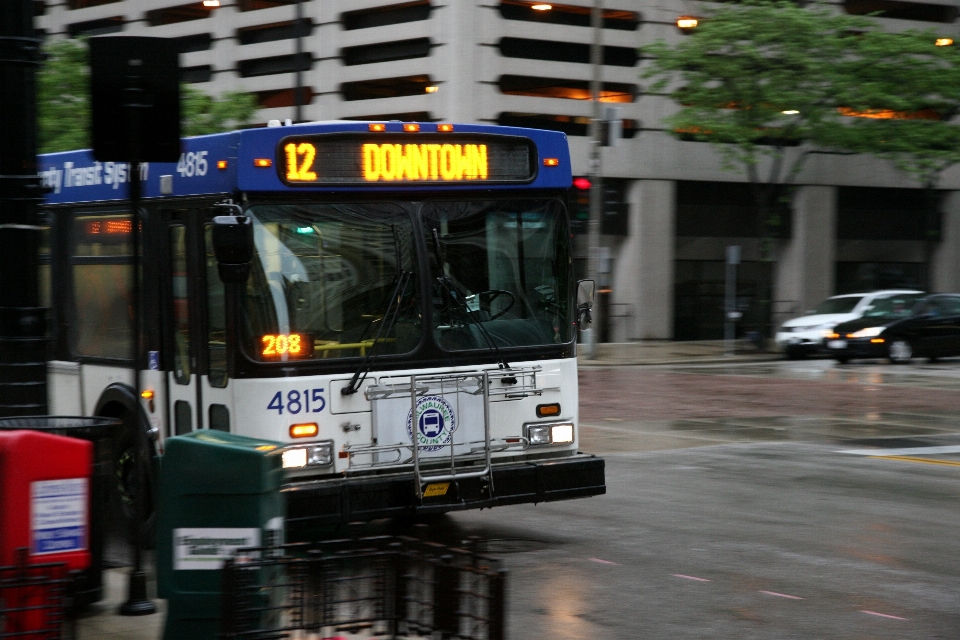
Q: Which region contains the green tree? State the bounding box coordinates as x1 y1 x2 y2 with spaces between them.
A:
828 28 960 275
643 1 874 256
37 39 257 153
38 39 91 154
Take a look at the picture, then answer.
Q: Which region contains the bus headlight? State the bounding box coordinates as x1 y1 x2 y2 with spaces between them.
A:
282 441 334 469
525 421 574 445
527 425 551 445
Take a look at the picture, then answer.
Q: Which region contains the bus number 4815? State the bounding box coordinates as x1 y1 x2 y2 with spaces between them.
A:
267 389 325 415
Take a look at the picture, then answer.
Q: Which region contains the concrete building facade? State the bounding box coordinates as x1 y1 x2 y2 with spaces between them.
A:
37 0 960 341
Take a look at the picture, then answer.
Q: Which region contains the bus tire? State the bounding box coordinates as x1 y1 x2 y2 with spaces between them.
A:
95 384 157 549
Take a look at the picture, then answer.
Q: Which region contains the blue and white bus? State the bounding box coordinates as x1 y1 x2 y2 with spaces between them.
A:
39 120 605 534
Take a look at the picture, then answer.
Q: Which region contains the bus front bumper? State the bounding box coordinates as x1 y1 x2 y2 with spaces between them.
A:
283 453 605 530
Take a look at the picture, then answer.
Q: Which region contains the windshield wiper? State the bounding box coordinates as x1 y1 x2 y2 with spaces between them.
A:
431 228 510 370
341 269 413 396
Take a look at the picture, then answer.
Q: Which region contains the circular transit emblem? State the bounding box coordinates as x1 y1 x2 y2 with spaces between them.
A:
406 396 457 452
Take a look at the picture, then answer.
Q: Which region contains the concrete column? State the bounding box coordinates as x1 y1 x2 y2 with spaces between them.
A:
774 185 836 318
610 179 675 340
931 191 960 293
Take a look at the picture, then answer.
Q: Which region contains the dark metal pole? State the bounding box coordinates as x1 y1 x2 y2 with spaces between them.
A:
294 0 303 123
0 1 47 417
119 64 155 616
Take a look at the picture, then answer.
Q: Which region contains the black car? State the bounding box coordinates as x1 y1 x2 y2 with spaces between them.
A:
823 293 960 364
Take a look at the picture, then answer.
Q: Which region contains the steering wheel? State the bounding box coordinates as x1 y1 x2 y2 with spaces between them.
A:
478 290 516 320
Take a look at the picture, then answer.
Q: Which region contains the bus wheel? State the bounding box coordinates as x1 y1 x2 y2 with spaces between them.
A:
111 411 157 548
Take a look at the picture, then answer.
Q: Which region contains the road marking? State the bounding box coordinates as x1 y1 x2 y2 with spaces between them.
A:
861 610 907 620
672 574 710 582
869 456 960 467
759 590 803 600
589 558 619 565
841 445 960 456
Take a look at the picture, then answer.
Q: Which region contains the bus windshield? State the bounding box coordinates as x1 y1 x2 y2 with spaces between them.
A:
242 198 571 362
424 199 572 351
244 203 421 361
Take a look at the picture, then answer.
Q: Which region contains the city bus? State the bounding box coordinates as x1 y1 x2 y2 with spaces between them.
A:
38 120 605 535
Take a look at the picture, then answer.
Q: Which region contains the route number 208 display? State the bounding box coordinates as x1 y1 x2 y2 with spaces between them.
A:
267 389 325 415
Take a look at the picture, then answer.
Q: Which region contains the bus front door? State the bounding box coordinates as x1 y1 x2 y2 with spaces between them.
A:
165 214 200 436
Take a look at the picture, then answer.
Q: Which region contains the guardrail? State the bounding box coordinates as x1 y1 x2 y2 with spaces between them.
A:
220 536 507 640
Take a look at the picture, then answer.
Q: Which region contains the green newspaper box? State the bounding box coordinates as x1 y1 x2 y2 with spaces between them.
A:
157 431 284 640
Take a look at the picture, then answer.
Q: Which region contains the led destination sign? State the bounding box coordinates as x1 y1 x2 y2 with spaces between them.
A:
277 134 536 186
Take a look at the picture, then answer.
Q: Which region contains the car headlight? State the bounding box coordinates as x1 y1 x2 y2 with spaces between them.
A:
525 422 575 445
282 441 334 469
849 327 883 338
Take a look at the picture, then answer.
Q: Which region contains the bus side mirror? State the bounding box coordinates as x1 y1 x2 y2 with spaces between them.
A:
212 215 253 284
577 279 595 325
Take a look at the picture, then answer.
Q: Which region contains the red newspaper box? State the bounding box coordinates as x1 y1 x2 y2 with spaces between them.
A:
0 430 92 570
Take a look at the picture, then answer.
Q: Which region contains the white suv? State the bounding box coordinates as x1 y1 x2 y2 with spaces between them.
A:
776 290 923 359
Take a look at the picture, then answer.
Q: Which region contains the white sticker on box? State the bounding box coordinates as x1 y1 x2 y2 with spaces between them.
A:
173 528 260 570
31 478 88 555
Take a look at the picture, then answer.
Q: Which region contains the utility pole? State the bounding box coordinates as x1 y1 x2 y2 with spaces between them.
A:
294 0 304 123
0 2 47 416
584 0 603 359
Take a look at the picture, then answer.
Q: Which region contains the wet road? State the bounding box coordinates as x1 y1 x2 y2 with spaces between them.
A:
441 359 960 639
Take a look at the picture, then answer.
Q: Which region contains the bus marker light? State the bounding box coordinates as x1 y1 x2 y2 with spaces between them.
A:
141 389 155 412
551 424 574 444
217 160 228 170
253 158 272 168
403 123 420 132
282 448 307 468
437 124 455 132
290 423 319 438
543 158 560 167
871 338 885 343
537 403 560 418
368 123 386 132
338 450 349 459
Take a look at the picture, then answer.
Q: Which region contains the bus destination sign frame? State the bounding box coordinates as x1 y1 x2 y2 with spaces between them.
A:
276 133 538 187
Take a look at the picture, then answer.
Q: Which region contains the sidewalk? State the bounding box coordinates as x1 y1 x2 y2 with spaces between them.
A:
580 340 783 366
75 566 165 640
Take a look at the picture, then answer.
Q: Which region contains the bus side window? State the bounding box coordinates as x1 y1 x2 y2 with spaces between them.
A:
205 225 227 387
72 212 134 359
170 225 191 384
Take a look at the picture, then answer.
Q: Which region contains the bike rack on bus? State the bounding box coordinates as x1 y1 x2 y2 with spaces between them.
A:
342 366 543 501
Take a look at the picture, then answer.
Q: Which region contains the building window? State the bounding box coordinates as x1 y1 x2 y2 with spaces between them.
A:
675 181 790 238
844 0 958 22
238 20 312 46
497 112 637 137
498 75 635 102
67 16 124 37
68 0 120 8
181 65 213 83
238 53 312 78
238 0 305 11
498 1 640 30
342 1 432 31
341 38 432 66
146 2 215 27
837 187 935 240
175 33 213 54
498 37 638 67
341 75 434 101
254 87 315 109
341 111 433 122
